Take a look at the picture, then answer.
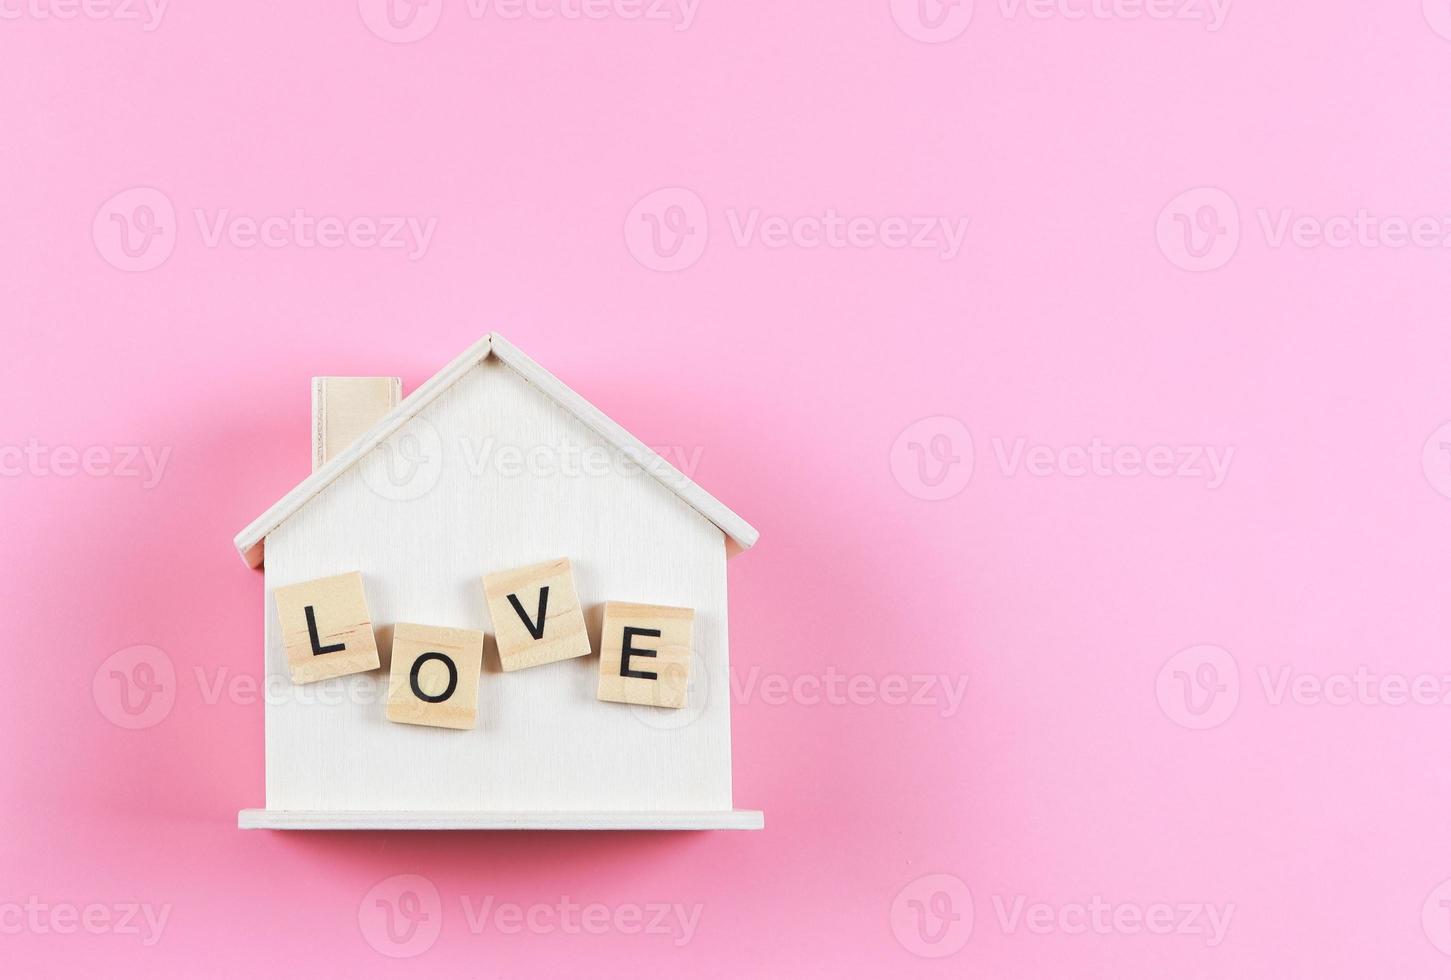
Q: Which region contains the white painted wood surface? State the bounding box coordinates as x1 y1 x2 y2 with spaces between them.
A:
239 810 764 831
257 357 740 815
235 334 758 567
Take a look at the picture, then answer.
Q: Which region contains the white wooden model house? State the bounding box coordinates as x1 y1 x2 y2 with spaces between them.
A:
232 334 761 830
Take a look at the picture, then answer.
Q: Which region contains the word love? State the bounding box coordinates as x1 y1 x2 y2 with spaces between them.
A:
272 558 693 732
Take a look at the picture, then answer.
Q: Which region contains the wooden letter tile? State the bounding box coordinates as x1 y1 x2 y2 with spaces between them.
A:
273 571 381 685
386 623 485 730
596 602 694 709
482 558 592 671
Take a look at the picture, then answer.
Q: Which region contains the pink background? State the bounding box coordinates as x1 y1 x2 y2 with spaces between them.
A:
5 0 1451 975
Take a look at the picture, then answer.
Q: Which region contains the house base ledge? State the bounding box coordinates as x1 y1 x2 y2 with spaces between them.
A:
238 808 764 831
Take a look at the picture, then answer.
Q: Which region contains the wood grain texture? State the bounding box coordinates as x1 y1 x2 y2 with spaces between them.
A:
385 623 484 730
482 558 592 671
596 602 694 709
312 376 401 471
272 572 381 684
261 357 736 813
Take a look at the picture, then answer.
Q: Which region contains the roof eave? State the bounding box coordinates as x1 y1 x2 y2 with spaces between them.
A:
233 332 758 569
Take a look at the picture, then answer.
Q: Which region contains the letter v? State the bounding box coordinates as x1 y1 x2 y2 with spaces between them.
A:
507 587 550 640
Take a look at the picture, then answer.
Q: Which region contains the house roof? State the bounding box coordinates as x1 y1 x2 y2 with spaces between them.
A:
232 333 759 568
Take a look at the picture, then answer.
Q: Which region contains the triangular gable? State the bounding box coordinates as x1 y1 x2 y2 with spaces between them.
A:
232 333 759 568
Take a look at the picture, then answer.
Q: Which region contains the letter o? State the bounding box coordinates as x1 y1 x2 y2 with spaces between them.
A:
409 652 458 703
